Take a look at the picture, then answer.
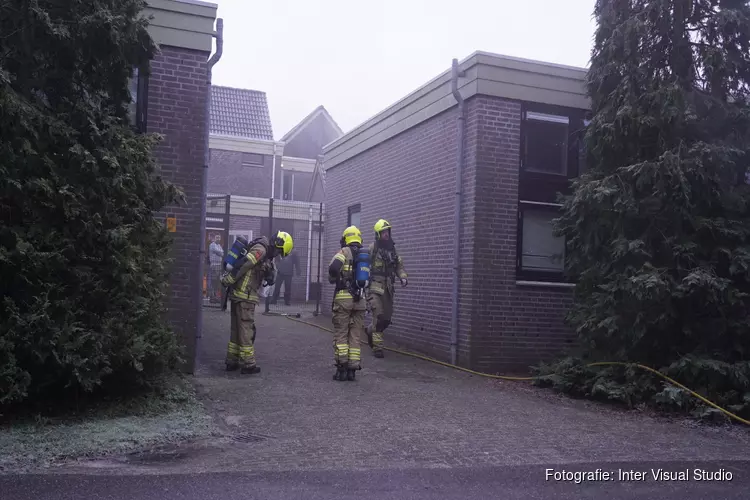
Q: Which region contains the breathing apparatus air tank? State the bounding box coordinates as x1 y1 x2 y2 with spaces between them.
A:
354 250 370 289
224 236 249 272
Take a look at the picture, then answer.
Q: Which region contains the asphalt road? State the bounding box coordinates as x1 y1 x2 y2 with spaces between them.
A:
2 461 749 500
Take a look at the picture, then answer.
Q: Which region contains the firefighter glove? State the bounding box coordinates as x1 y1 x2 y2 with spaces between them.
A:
401 278 408 287
221 272 235 286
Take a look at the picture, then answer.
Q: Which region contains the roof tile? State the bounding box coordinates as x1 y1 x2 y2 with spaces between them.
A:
210 85 273 140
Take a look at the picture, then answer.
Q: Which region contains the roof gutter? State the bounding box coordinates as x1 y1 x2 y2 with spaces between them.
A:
196 17 223 352
449 58 466 366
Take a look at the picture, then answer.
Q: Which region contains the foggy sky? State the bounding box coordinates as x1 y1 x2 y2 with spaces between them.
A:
210 0 597 140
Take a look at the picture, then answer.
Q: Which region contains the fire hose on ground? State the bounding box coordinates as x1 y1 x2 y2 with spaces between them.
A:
285 316 750 427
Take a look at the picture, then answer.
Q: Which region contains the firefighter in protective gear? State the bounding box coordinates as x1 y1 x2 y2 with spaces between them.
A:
221 231 294 374
328 226 367 381
367 219 407 358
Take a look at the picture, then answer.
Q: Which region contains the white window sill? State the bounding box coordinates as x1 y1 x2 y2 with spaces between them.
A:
516 280 575 289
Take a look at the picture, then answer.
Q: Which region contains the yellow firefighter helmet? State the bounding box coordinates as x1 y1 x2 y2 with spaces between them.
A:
342 226 362 246
273 231 294 257
374 219 392 239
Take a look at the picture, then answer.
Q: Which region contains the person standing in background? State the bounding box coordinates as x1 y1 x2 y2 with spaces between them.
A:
208 234 224 303
271 247 300 306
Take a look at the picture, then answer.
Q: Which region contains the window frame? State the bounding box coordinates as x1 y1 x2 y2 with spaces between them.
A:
241 152 264 167
517 102 586 283
129 65 149 133
281 170 295 200
519 102 586 204
228 230 254 246
516 201 568 283
347 204 361 228
521 111 570 177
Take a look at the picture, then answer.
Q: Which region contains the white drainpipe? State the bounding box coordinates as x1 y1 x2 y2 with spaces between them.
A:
306 205 313 301
271 142 278 198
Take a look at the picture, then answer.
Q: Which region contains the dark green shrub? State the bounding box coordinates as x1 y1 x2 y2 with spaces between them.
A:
539 0 750 420
0 0 184 405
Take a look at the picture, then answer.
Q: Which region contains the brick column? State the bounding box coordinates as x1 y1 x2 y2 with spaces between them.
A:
148 46 210 373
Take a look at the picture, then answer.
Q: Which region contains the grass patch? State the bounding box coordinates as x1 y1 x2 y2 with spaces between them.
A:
0 375 218 473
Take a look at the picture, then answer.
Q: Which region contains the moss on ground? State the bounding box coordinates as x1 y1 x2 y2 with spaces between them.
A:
0 375 218 473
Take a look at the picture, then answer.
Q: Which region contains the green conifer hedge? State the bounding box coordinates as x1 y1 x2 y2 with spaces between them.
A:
538 0 750 420
0 0 184 405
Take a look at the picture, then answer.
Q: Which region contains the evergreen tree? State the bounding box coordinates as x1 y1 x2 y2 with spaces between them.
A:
0 0 184 405
538 0 750 419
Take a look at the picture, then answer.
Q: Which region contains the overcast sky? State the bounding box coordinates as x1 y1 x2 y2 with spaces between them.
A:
210 0 597 140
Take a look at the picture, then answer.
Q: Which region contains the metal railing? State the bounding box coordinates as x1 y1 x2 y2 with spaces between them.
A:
203 195 325 317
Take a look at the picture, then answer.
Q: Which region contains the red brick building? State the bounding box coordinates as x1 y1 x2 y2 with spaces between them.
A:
130 0 219 371
322 52 590 373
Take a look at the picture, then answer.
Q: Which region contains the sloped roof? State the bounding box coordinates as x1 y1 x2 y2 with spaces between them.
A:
210 85 274 140
281 105 343 143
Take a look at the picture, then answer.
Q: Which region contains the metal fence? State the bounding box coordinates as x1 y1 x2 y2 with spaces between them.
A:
263 198 325 317
203 195 324 317
203 195 230 309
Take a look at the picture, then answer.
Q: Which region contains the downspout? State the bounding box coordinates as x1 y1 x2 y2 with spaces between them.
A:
306 205 313 301
449 58 466 366
197 18 223 346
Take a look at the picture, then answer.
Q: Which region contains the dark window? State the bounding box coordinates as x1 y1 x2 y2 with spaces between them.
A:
522 111 569 176
242 152 264 166
519 103 586 203
517 203 566 282
282 170 294 200
128 66 148 133
517 103 586 283
347 204 361 228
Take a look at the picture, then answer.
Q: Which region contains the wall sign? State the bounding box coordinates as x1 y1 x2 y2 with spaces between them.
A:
166 215 177 233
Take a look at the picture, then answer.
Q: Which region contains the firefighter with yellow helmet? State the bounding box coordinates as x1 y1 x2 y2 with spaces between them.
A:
328 225 368 381
221 231 294 374
366 219 407 358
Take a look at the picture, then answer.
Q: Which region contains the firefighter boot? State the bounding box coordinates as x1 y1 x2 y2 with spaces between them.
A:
226 363 239 372
334 363 348 381
240 366 261 375
346 367 357 381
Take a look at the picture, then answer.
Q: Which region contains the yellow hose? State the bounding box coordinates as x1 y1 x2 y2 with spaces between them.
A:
287 316 750 426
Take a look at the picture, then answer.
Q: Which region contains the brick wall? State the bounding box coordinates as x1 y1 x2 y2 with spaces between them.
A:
464 95 574 373
323 95 575 374
323 108 475 365
148 45 210 373
228 214 263 237
208 149 277 198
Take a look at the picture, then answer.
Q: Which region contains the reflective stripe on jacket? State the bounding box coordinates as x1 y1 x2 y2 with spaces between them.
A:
329 246 356 300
